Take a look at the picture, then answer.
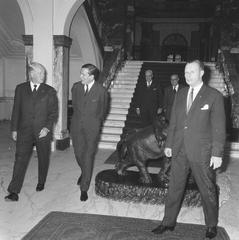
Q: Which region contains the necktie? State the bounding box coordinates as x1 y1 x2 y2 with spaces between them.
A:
32 84 37 95
173 87 176 94
84 84 88 96
187 88 194 113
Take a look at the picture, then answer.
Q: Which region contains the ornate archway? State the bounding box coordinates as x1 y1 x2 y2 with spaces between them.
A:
161 33 188 61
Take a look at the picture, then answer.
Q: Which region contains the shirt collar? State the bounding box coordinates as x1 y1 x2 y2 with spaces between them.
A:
173 84 179 91
30 81 40 91
189 82 203 100
85 80 95 91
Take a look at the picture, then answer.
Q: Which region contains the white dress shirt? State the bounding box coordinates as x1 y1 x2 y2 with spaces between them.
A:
84 80 95 92
30 81 40 91
187 82 203 103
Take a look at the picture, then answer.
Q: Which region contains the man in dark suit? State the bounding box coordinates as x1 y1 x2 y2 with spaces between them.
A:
163 74 183 122
71 63 108 201
135 69 163 127
5 62 58 202
152 60 226 239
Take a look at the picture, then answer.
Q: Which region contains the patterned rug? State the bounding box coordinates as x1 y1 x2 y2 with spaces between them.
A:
22 212 230 240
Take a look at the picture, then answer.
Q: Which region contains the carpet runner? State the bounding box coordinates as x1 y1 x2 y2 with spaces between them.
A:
21 211 230 240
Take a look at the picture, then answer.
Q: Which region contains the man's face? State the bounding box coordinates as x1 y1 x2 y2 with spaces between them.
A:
145 71 153 83
184 62 204 87
80 68 94 85
29 68 44 84
170 75 179 87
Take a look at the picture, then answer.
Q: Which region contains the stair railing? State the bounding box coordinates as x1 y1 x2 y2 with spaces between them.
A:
217 49 239 130
102 46 125 90
216 49 235 97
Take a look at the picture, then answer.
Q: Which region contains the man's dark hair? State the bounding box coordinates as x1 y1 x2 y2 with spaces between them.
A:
187 59 204 71
82 63 99 81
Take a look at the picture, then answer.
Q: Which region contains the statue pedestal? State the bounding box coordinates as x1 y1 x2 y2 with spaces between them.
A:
95 169 202 207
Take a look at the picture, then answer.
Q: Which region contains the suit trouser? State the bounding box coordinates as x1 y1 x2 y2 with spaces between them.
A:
72 126 100 192
8 131 51 194
162 144 218 227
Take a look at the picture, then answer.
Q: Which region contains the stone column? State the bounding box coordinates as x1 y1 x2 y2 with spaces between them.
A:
53 35 72 150
22 35 33 81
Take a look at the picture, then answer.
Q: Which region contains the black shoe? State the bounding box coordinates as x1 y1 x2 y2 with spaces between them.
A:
77 175 82 185
36 183 45 192
5 193 19 202
205 226 217 239
152 224 175 234
80 191 88 201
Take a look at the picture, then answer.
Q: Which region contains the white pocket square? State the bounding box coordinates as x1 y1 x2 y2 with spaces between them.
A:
201 104 209 110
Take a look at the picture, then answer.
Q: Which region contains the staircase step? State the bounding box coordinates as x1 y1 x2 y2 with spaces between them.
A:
115 79 138 84
111 99 132 104
111 88 134 93
98 141 117 150
113 84 136 89
125 61 143 65
110 95 133 100
106 114 127 121
121 69 141 73
118 73 139 77
110 108 129 114
102 127 123 134
111 102 130 108
100 134 121 142
104 119 125 127
110 91 133 97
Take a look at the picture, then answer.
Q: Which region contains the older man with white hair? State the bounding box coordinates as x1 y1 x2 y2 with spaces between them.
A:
5 62 58 201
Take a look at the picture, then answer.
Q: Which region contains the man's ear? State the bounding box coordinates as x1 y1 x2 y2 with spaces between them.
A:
90 75 94 82
200 70 204 78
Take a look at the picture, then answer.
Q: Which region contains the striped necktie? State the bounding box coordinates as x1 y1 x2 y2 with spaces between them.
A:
187 88 194 113
84 84 88 96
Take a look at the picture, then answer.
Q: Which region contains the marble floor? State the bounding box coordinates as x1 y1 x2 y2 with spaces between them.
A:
0 121 239 240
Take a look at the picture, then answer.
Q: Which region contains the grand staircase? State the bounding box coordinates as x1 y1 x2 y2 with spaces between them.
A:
98 60 227 150
98 61 143 149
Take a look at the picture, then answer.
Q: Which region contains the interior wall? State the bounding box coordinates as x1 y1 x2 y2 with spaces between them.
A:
0 59 4 97
70 6 103 70
69 58 85 99
0 57 25 120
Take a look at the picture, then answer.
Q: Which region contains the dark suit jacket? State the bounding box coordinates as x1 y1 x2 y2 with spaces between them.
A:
163 84 184 121
135 80 163 111
166 84 226 162
11 82 58 137
70 81 108 134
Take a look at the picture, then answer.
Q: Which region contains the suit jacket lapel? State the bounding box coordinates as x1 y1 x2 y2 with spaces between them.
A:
187 84 207 115
87 82 97 96
26 82 32 96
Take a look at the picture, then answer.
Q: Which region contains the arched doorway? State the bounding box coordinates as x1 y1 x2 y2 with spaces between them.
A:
161 33 188 61
0 0 25 120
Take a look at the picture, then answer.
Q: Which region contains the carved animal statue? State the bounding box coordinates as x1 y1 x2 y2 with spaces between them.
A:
116 114 170 184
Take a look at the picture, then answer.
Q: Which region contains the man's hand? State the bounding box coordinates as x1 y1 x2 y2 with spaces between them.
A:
39 127 50 138
136 108 140 115
164 147 172 157
12 131 17 141
210 156 222 170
